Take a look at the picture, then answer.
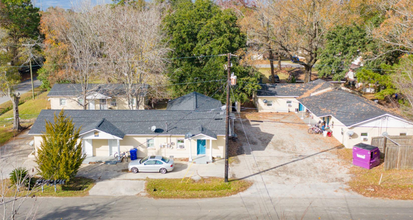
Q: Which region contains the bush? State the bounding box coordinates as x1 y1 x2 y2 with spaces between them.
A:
9 167 29 186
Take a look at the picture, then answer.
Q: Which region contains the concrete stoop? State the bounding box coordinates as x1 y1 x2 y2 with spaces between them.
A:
193 155 210 164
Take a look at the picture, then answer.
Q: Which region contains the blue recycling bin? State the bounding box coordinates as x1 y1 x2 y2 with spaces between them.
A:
130 148 137 160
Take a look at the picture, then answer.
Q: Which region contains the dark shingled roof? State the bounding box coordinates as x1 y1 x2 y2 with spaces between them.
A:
167 92 223 111
190 126 217 139
29 110 226 136
257 79 331 97
80 118 125 138
297 89 392 126
48 84 147 97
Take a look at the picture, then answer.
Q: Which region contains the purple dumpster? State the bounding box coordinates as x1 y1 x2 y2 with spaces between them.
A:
353 143 380 169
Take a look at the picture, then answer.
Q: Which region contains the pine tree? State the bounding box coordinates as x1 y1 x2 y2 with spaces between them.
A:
35 110 85 182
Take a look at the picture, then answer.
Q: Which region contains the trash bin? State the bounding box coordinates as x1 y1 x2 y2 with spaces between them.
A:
130 148 137 161
353 143 380 169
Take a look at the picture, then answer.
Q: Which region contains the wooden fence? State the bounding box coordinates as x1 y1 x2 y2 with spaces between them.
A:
371 136 413 170
384 146 413 170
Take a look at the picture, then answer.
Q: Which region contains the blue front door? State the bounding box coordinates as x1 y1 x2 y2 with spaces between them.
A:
197 140 206 155
299 103 304 111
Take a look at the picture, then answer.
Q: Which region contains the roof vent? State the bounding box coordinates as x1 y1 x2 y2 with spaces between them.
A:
151 126 157 132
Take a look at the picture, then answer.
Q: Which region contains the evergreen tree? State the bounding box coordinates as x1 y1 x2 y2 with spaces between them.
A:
35 110 85 182
164 0 260 103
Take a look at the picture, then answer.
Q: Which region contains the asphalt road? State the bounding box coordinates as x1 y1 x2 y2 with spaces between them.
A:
0 77 41 105
7 195 413 220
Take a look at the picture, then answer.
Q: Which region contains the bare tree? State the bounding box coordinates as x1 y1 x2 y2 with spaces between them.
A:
240 7 283 83
41 1 169 109
259 0 344 83
371 0 413 117
99 3 169 109
372 0 413 52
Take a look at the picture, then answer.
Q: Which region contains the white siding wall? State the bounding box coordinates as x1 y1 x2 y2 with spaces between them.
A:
256 97 299 112
32 135 225 158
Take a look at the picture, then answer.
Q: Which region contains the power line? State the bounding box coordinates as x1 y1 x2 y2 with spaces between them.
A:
230 86 280 220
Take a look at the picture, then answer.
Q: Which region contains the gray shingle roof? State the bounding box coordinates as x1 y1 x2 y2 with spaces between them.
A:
48 84 147 97
167 92 223 111
80 118 125 138
190 126 217 139
29 110 226 137
297 89 392 126
257 79 331 97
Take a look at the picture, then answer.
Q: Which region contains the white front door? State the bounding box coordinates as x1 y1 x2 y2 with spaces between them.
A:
88 100 95 110
109 139 117 156
84 139 93 157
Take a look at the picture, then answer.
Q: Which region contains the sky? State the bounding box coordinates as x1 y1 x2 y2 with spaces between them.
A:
34 0 112 10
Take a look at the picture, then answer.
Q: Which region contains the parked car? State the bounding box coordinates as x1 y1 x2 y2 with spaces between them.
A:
128 155 174 174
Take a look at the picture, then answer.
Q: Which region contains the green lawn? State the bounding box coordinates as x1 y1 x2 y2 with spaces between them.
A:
146 177 252 198
1 177 95 197
0 91 49 146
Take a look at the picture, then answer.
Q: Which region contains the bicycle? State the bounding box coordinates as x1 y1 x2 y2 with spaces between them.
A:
114 151 129 162
308 125 323 134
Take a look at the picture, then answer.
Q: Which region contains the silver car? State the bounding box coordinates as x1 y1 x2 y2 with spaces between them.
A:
128 155 174 174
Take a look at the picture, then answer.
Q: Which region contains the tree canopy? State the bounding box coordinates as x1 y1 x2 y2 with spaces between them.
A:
164 0 259 103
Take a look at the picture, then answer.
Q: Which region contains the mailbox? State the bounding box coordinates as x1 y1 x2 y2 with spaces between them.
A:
353 143 380 169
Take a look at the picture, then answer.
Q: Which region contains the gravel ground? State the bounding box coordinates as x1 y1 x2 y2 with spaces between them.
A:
231 112 351 189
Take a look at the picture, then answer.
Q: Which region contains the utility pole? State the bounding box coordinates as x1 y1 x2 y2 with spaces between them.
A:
22 43 36 100
225 53 231 183
29 56 34 99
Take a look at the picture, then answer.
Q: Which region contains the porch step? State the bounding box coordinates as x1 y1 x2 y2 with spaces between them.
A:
193 155 210 164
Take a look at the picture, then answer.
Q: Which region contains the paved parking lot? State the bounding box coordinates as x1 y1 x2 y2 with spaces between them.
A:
230 112 356 197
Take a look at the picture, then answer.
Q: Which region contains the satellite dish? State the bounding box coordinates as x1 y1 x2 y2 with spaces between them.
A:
151 126 157 132
382 132 388 137
263 99 268 103
347 131 354 136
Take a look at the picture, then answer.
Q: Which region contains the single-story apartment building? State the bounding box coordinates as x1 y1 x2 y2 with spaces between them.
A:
254 79 332 113
256 79 413 148
48 84 146 110
29 109 232 163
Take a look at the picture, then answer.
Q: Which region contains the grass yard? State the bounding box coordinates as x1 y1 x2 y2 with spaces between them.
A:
0 88 45 115
0 177 95 197
336 148 413 200
146 177 252 199
0 91 49 146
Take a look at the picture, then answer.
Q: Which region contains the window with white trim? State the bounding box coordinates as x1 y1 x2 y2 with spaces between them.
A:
400 133 407 136
111 99 117 107
60 98 66 106
360 133 368 142
286 100 292 107
177 139 185 149
147 139 154 148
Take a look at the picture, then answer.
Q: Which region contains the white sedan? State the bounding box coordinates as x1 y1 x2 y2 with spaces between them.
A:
128 155 174 174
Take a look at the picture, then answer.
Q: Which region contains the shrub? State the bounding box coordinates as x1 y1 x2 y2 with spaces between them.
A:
9 167 29 186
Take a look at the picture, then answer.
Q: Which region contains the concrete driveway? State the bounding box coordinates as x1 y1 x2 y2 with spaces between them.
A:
77 159 224 181
230 112 358 215
78 158 225 196
0 130 37 179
